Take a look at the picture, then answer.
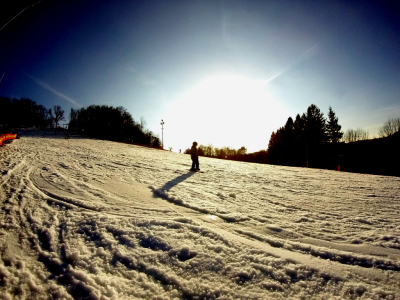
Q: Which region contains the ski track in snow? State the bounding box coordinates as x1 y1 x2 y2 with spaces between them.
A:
0 130 399 299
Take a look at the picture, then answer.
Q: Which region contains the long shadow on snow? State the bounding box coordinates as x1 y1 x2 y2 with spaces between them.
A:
158 171 196 192
152 171 245 223
151 171 213 215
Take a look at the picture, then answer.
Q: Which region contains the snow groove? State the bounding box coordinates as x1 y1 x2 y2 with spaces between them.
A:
1 130 399 299
235 228 400 271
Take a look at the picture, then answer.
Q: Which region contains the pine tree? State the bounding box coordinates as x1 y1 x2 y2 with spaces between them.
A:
267 128 284 164
326 106 343 143
283 117 294 139
293 114 306 145
279 117 295 165
305 104 326 145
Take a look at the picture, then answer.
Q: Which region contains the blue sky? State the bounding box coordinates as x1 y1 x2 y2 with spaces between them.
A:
1 0 400 152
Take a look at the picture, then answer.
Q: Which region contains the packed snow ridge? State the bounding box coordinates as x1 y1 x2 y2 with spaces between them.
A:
0 130 399 299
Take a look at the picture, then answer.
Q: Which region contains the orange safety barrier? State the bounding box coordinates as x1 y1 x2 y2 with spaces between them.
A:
0 133 17 146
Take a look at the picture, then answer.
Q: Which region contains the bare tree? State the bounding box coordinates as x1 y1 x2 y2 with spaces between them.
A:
205 144 214 157
356 128 369 141
237 146 247 155
53 105 65 129
198 144 214 156
140 116 147 132
47 108 54 129
214 148 226 158
343 128 369 143
379 117 400 138
222 146 237 156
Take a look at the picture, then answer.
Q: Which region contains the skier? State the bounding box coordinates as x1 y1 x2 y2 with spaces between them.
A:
190 141 200 171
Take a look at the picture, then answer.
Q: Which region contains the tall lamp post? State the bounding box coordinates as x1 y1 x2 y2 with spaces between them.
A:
160 119 164 150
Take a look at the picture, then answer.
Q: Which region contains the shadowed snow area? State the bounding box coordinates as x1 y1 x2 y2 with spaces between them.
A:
1 130 400 299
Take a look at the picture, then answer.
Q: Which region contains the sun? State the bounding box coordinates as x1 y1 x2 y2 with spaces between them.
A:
163 74 289 153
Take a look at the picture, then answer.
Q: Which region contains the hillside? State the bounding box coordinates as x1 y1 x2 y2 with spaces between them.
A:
0 130 399 299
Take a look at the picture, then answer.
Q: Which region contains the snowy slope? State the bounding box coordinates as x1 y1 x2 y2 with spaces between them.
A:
0 130 399 299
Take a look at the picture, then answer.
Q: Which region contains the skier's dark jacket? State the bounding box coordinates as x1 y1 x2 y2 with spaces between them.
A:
191 145 198 160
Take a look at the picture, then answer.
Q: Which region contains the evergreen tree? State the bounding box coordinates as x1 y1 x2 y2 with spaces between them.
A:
293 113 306 146
326 106 343 143
283 117 294 140
292 113 308 166
281 117 295 165
267 128 284 164
305 104 326 146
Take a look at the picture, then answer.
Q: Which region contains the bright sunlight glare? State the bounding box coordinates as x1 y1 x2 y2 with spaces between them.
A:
163 74 289 153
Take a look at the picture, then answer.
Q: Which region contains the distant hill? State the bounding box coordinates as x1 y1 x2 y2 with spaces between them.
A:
338 131 400 177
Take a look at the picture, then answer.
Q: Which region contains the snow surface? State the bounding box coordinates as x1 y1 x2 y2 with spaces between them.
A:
0 130 399 299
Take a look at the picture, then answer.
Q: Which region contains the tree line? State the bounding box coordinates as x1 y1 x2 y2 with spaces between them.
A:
2 95 398 175
184 144 271 165
184 145 247 158
0 96 65 132
0 96 161 148
267 104 343 167
266 104 400 175
183 103 399 176
185 104 346 167
69 105 161 147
